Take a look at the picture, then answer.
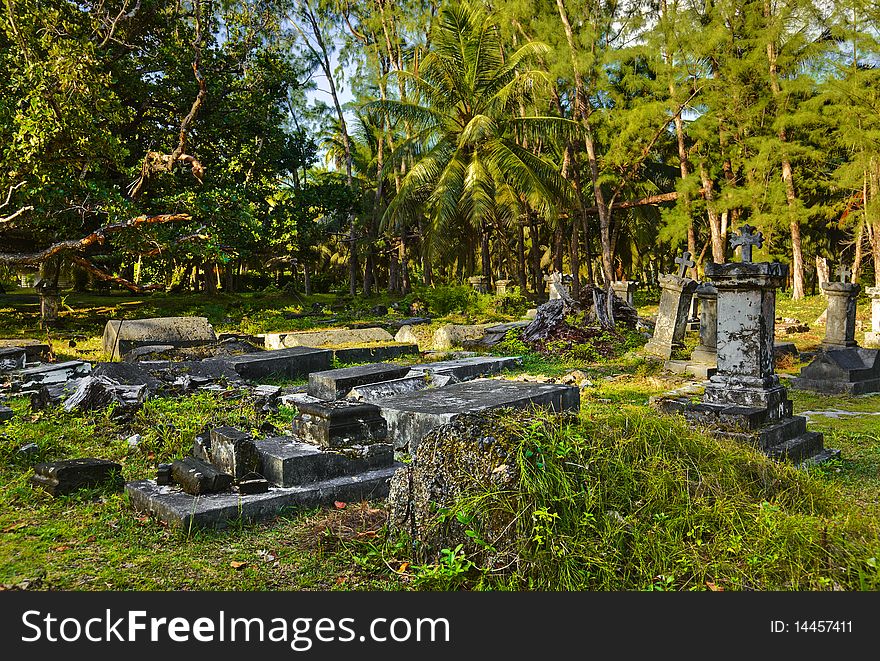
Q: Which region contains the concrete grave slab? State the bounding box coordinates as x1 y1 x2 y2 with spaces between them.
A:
331 343 419 364
413 355 522 381
308 363 413 400
216 346 332 381
103 317 216 357
126 466 397 529
0 340 51 361
255 436 394 487
30 458 123 496
379 378 580 454
263 327 394 350
792 348 880 395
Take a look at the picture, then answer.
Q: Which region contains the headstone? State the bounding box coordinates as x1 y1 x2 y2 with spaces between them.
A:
308 363 414 400
690 283 718 365
103 317 216 357
35 280 59 324
262 327 394 350
30 458 124 496
546 272 571 300
610 281 639 307
866 286 880 348
820 266 859 350
467 275 489 293
643 253 697 359
379 379 580 455
170 456 234 495
494 279 513 296
654 227 838 465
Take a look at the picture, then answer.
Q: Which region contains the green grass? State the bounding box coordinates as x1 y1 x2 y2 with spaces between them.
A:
1 288 880 591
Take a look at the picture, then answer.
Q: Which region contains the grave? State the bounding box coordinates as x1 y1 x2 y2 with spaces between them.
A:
0 339 51 361
378 378 580 455
611 281 639 306
792 265 880 394
494 279 513 295
262 327 394 350
865 287 880 347
644 252 698 359
103 317 216 357
654 226 838 464
467 275 490 293
19 361 91 385
0 405 13 421
819 266 859 350
415 355 522 380
30 458 124 496
546 272 571 300
216 346 332 380
255 437 393 487
0 347 26 371
308 363 413 400
330 343 419 364
292 399 388 448
664 282 718 379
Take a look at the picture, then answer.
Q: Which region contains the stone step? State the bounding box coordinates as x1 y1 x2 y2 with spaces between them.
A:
799 447 842 467
718 415 807 450
125 465 399 529
766 432 826 464
292 399 388 448
256 437 394 487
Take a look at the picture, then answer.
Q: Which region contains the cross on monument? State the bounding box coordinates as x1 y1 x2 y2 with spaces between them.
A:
729 224 763 263
675 251 695 278
836 264 852 283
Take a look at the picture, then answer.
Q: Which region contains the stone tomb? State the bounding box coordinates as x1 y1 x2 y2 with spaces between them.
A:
262 327 394 350
379 378 580 455
611 281 639 307
654 226 837 465
644 252 698 359
792 266 880 395
308 363 413 400
664 282 718 379
103 317 216 357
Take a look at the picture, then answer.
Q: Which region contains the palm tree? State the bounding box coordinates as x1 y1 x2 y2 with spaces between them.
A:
370 1 573 282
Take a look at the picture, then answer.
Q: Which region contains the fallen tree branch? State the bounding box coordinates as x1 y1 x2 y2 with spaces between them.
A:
0 204 33 225
68 255 161 294
582 191 680 216
0 212 192 265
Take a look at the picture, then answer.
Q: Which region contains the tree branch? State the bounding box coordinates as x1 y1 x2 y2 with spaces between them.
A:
581 191 680 216
0 213 192 265
68 255 161 294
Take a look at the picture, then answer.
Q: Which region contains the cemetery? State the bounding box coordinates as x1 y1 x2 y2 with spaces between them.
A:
3 0 880 597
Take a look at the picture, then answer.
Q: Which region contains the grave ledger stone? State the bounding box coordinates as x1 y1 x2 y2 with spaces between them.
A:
644 252 698 359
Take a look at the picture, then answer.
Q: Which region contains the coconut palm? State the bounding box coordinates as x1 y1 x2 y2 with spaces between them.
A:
370 1 574 281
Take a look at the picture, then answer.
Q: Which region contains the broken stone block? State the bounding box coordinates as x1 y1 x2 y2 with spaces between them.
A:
156 463 172 486
431 324 494 351
413 355 522 381
30 458 124 496
91 362 163 393
19 361 92 385
292 399 388 448
792 348 880 395
63 376 147 412
206 426 260 481
237 473 270 495
102 317 216 357
171 456 233 495
331 343 419 364
0 405 13 422
0 339 51 361
308 363 413 400
0 347 26 371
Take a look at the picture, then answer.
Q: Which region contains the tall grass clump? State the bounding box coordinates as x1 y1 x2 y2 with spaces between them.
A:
402 409 880 591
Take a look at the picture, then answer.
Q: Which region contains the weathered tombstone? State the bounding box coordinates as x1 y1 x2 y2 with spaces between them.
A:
467 275 489 293
30 458 124 496
690 283 718 365
494 279 513 296
654 226 838 464
262 327 393 350
0 347 27 371
686 293 701 332
643 252 698 359
610 280 639 307
292 399 388 449
866 286 880 348
546 272 571 300
35 279 59 324
192 426 260 481
820 265 859 350
103 317 216 358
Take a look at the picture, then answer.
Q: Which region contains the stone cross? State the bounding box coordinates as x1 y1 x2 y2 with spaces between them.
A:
836 264 852 283
729 225 763 263
675 251 695 278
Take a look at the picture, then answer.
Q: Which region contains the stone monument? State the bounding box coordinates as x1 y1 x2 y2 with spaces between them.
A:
546 272 572 300
643 252 698 360
611 280 639 306
792 264 880 395
467 276 489 294
654 226 838 464
866 286 880 347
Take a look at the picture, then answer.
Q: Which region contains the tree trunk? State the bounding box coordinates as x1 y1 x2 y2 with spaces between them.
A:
529 213 541 295
205 262 217 295
303 263 312 296
517 220 527 292
552 223 564 273
481 223 492 282
699 161 725 263
570 219 580 297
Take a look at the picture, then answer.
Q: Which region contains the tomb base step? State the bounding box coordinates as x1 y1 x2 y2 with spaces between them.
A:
126 465 399 529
